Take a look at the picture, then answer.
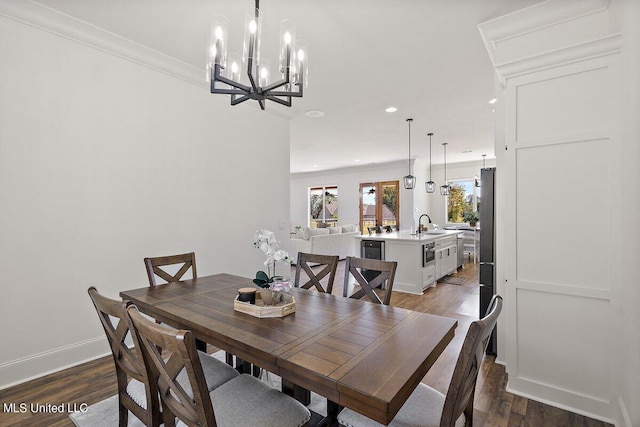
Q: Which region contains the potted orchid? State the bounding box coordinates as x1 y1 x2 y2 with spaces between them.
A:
252 229 294 288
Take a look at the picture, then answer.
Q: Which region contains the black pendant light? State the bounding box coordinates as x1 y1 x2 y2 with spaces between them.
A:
403 118 416 189
474 154 486 187
425 132 436 193
440 142 450 196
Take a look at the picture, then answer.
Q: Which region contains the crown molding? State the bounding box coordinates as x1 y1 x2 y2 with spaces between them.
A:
0 1 204 86
0 0 295 120
479 0 610 62
494 33 621 86
478 0 620 87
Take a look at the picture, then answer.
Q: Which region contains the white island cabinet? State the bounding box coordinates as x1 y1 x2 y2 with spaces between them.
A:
435 235 458 279
353 230 462 295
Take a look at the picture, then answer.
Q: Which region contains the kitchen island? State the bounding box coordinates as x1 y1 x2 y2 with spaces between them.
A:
354 230 462 295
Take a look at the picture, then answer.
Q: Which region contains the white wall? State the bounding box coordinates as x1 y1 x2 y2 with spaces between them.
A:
618 0 640 425
0 14 290 388
290 160 415 232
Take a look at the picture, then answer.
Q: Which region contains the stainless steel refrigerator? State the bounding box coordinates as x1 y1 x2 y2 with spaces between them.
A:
479 167 497 355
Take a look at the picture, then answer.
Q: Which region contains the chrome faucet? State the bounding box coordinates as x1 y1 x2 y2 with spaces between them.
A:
418 214 432 234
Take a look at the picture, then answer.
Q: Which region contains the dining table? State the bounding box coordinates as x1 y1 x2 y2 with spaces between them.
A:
120 273 457 426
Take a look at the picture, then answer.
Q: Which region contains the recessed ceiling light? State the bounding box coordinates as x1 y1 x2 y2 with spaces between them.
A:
385 106 398 113
305 110 325 118
313 164 319 168
488 98 497 105
354 159 360 162
462 150 473 153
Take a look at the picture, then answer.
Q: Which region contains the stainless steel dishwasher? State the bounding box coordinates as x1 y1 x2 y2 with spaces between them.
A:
361 240 384 282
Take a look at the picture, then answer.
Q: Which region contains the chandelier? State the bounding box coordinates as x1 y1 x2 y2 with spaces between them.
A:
207 0 308 110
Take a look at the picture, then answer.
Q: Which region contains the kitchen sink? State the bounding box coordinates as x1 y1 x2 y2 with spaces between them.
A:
425 230 447 235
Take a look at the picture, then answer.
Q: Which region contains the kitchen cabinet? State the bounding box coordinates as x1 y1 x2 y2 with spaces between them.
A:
353 230 462 295
435 236 457 279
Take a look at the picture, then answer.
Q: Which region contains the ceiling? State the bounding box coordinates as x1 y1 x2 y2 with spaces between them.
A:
32 0 544 173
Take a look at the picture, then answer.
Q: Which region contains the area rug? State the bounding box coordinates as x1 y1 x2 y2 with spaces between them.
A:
439 275 467 285
70 352 327 426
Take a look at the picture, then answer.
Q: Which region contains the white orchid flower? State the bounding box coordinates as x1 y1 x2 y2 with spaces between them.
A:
254 229 293 280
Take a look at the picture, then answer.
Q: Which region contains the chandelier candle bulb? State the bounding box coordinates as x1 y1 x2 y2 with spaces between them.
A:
207 15 228 81
279 20 296 74
258 60 270 87
228 54 241 82
294 39 308 87
243 7 261 64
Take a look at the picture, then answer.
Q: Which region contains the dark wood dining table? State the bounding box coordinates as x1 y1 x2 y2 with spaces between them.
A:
120 273 457 426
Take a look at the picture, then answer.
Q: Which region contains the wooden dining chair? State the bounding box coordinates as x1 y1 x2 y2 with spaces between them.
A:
144 252 197 286
126 305 311 427
338 294 503 427
294 252 339 294
144 252 235 365
88 287 160 427
343 256 398 305
88 288 240 427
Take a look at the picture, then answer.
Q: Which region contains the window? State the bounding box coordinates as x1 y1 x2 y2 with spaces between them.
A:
309 186 338 228
359 181 399 232
446 179 480 224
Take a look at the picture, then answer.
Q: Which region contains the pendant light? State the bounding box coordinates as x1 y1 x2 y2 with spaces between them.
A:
440 142 450 196
403 118 416 189
474 154 486 187
425 132 436 193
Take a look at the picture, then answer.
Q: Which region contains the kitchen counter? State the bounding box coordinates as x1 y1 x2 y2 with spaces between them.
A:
354 230 461 242
354 230 462 295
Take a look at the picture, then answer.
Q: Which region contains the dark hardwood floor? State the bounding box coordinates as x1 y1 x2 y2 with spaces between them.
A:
0 258 612 427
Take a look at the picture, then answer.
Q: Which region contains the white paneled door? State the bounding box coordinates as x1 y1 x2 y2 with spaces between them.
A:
480 0 622 424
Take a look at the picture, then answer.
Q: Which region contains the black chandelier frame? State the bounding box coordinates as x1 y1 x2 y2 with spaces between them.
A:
209 0 305 110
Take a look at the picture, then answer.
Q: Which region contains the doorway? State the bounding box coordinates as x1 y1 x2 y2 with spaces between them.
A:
359 181 399 233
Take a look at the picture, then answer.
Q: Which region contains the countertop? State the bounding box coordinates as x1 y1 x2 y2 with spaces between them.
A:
354 230 462 243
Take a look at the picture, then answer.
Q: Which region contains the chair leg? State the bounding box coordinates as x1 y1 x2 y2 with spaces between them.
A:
225 352 234 366
464 390 475 427
118 402 128 427
252 364 261 378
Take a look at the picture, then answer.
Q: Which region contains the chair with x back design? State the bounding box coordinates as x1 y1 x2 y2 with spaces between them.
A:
144 252 197 287
343 256 398 305
294 252 339 294
126 305 310 427
88 287 161 427
143 252 234 365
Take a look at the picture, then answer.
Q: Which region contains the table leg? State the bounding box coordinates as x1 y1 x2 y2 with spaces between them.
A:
235 358 252 374
195 338 207 352
325 400 341 427
282 379 311 405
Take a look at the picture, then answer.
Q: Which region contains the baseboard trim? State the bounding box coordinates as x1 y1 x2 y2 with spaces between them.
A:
0 336 109 390
506 377 615 425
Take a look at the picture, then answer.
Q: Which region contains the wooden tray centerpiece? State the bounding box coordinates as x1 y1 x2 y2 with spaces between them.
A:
234 292 296 318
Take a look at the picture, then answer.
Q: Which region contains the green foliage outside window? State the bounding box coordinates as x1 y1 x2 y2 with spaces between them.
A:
381 186 397 216
447 183 466 222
